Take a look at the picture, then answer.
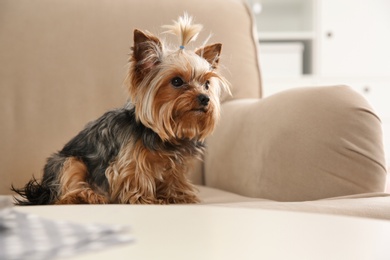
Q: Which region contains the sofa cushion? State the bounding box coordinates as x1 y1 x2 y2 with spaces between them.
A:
205 86 387 201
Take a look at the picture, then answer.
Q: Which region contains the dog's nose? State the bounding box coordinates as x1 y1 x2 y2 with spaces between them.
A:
197 94 210 106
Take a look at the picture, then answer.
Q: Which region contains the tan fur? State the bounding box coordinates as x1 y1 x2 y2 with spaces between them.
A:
105 140 156 204
106 140 200 204
57 157 108 204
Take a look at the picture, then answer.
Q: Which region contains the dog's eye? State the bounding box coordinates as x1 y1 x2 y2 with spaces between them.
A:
171 77 184 88
205 80 210 90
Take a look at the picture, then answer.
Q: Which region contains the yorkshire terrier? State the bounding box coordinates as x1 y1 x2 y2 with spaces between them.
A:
12 14 230 205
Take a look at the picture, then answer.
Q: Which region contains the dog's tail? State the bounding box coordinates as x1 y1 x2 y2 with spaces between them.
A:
11 177 57 205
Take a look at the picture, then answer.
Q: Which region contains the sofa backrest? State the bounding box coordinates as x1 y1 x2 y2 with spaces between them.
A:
0 0 261 194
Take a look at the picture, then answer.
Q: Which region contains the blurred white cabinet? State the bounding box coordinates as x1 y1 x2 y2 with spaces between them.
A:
248 0 315 76
248 0 390 78
318 0 390 77
260 42 304 77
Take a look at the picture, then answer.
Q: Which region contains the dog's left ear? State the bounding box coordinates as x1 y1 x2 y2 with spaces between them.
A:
195 43 222 69
132 29 163 73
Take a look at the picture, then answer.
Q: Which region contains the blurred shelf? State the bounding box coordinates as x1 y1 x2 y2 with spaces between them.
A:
258 31 316 41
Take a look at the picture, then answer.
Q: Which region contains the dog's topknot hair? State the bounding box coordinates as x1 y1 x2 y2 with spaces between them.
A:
162 13 203 49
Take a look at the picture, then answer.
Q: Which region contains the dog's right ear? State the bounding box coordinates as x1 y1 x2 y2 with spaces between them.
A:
132 29 163 73
195 43 222 70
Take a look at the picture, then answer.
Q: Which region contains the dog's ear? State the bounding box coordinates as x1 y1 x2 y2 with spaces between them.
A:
132 29 163 73
195 43 222 69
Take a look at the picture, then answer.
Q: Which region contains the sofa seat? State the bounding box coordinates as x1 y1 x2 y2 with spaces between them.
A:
198 186 390 221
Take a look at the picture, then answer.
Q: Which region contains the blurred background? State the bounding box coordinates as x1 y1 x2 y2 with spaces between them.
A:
247 0 390 184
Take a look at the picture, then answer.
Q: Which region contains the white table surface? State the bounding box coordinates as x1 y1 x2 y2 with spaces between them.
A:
15 205 390 260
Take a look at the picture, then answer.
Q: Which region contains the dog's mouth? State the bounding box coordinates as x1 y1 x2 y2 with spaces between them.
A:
190 108 207 113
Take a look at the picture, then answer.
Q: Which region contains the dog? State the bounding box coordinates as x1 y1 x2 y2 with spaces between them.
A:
12 14 230 205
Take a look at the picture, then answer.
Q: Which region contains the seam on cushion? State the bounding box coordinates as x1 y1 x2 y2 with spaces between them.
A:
345 147 387 173
357 107 382 123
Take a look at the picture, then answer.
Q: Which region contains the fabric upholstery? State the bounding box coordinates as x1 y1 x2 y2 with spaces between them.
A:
0 0 261 194
205 86 387 201
198 186 390 221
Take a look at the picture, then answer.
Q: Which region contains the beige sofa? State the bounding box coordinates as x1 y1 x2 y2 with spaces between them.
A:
1 0 389 220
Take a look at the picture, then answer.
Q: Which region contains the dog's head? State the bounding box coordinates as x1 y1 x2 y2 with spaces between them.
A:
127 15 230 142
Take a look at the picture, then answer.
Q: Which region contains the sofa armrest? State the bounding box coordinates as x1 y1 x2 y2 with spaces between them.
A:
204 86 387 201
